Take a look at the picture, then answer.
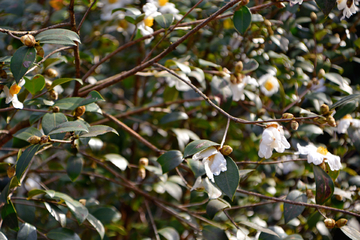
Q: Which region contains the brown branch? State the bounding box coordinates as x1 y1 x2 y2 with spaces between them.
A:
0 23 71 36
77 0 98 31
69 0 81 96
0 120 30 148
145 200 161 240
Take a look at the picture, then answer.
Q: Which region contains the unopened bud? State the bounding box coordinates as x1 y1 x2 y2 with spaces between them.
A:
327 115 336 127
320 104 330 115
44 68 58 78
27 135 41 144
312 78 320 85
230 74 237 84
138 168 146 180
234 61 243 73
264 19 272 27
0 69 7 79
324 218 336 229
258 108 266 116
335 194 343 201
318 69 326 79
36 46 44 58
319 162 327 171
20 34 36 47
335 218 348 228
45 81 52 89
306 81 313 89
7 166 15 178
282 113 294 119
139 157 149 166
49 90 58 100
275 2 285 8
40 135 49 144
239 0 249 7
306 189 314 198
52 106 60 113
234 73 244 84
315 116 327 125
291 120 299 130
220 145 233 156
310 12 317 22
74 106 86 118
79 199 87 206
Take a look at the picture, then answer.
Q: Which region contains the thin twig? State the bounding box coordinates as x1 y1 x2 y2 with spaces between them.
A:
145 200 161 240
0 23 71 35
77 0 98 31
223 210 239 229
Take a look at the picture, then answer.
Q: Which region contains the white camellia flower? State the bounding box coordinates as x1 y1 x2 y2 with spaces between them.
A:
4 79 25 109
137 2 161 44
191 176 222 199
337 0 359 20
258 123 290 159
290 0 303 6
258 73 279 97
296 143 342 171
148 0 180 17
100 0 133 21
229 75 259 101
337 114 360 133
192 146 227 182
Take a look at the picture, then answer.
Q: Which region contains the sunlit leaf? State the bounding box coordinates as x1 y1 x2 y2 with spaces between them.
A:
187 158 205 178
35 29 80 43
13 127 42 142
17 223 37 240
87 214 105 240
24 74 45 95
50 78 83 90
105 154 128 171
206 199 230 219
330 94 360 109
44 202 67 228
48 120 88 135
340 225 360 240
239 221 279 237
79 125 118 138
159 112 189 124
158 227 180 240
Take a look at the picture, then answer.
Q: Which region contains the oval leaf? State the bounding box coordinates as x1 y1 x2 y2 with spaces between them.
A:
53 97 83 110
47 228 81 240
66 156 83 182
214 156 240 199
1 201 18 230
105 154 128 171
239 221 279 237
44 202 67 228
13 127 42 142
48 120 88 135
157 150 183 173
24 75 45 95
42 113 68 135
160 112 188 124
284 190 307 223
158 227 180 240
206 199 230 219
340 226 360 240
154 14 174 29
79 125 118 138
233 6 252 35
187 158 205 178
91 206 121 225
313 165 334 205
184 140 219 158
17 223 37 240
202 226 228 240
0 232 7 240
330 94 360 109
35 29 80 43
16 144 42 179
87 214 105 240
10 46 36 82
50 78 83 90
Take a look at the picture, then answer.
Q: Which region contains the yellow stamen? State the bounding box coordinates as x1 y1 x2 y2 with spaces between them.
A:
223 19 233 29
343 114 352 120
108 0 117 3
264 79 274 91
159 0 168 6
118 19 128 29
266 124 278 129
317 146 328 156
9 84 21 96
144 17 154 27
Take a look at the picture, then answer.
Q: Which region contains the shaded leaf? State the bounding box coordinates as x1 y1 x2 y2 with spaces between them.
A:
24 75 45 95
50 78 83 90
340 226 360 240
10 46 36 82
13 127 42 142
313 165 334 204
1 201 18 230
44 202 66 228
154 14 174 29
187 158 205 178
330 94 360 109
48 120 88 135
79 125 118 138
35 29 80 43
315 0 337 16
202 226 227 240
87 214 105 240
157 150 183 173
16 144 42 179
284 190 307 223
158 227 180 240
206 199 230 219
184 140 219 158
214 156 240 199
239 221 279 237
66 156 83 182
17 223 37 240
91 206 121 225
47 228 81 240
79 90 105 106
105 154 128 171
160 112 188 124
164 181 182 201
53 97 83 111
42 113 68 135
233 6 252 34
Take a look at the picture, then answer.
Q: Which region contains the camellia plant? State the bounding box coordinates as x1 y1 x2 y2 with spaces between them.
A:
1 0 360 239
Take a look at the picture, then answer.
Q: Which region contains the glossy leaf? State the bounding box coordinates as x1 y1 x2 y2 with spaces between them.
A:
48 120 88 135
187 158 205 178
28 189 46 198
206 199 230 219
202 226 228 240
159 112 189 124
47 228 81 240
105 154 128 171
24 75 45 95
16 144 42 179
13 127 42 142
340 226 360 240
157 150 183 173
17 223 37 240
50 78 83 90
315 0 336 16
214 156 240 199
242 59 259 74
1 201 18 230
158 227 180 240
330 93 360 109
10 46 36 82
313 165 334 205
53 97 83 110
35 29 80 43
79 90 105 106
42 113 68 135
164 181 183 201
87 214 105 240
66 156 83 182
233 6 252 34
79 125 118 138
284 190 307 223
184 140 219 158
154 14 174 29
239 221 279 237
44 202 67 227
91 206 121 225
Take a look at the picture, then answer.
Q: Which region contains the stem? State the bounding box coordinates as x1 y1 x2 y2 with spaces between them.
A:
220 118 230 148
145 200 161 240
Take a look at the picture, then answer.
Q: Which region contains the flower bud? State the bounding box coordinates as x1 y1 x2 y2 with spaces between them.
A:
312 77 319 85
264 19 272 27
327 115 336 127
27 135 41 144
74 106 86 118
315 116 327 125
318 69 326 79
139 157 149 166
282 113 294 119
230 74 237 84
79 199 87 206
324 218 336 229
310 12 317 22
234 61 243 73
335 218 348 228
306 189 314 198
291 120 299 130
36 46 44 58
20 34 36 47
52 106 60 113
306 81 313 89
7 166 15 178
320 104 330 115
44 68 58 78
257 108 266 116
335 194 343 201
0 69 7 79
239 0 249 7
138 168 146 180
40 135 49 144
220 145 233 156
49 90 58 100
45 81 52 90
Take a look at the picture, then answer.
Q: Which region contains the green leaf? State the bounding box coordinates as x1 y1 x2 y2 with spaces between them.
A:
284 190 307 223
330 94 360 109
24 75 45 95
79 125 118 138
13 127 42 142
333 102 357 120
53 97 83 111
10 46 36 82
206 199 230 219
187 158 205 178
202 226 227 240
314 0 336 16
35 29 80 44
1 201 18 230
28 189 46 198
154 14 174 29
66 156 83 182
214 156 240 199
313 165 334 205
184 140 219 158
36 38 77 46
42 113 68 135
125 14 145 25
157 150 183 173
44 202 66 228
159 112 188 124
340 226 360 240
239 221 279 237
164 181 182 201
91 206 121 225
79 90 105 106
50 78 83 90
87 214 105 240
233 6 252 34
16 144 42 179
48 120 88 135
158 227 180 240
242 59 259 74
29 112 46 125
105 154 128 171
47 228 81 240
17 223 37 240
